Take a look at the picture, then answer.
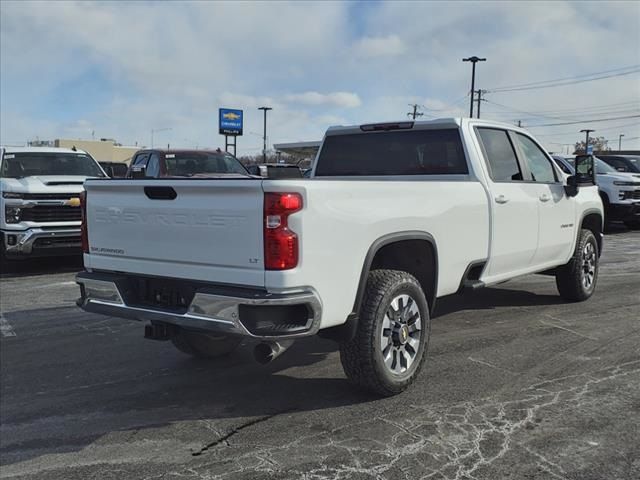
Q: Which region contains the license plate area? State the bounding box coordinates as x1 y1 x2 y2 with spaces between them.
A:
125 277 197 313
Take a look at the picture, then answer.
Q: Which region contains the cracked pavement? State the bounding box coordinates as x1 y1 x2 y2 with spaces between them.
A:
1 228 639 479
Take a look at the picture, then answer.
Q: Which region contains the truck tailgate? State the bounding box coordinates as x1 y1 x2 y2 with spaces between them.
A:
83 179 265 287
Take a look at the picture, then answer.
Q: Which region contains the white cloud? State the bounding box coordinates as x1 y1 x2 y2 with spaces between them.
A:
352 34 405 58
1 1 638 153
283 92 361 108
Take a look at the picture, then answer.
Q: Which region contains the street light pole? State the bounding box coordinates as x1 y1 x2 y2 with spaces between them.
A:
258 107 272 163
580 129 595 154
463 56 486 118
151 127 172 148
619 134 625 151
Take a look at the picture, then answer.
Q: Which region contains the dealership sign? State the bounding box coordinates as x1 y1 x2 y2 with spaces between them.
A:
219 108 243 136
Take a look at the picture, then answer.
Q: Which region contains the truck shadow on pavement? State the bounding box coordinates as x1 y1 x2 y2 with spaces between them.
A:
434 287 563 317
1 282 575 466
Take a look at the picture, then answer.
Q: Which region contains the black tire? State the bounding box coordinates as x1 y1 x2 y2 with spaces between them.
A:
339 269 431 396
171 330 241 358
555 229 599 302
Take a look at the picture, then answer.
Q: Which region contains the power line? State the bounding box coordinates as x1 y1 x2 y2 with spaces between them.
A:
488 65 640 93
534 121 640 137
483 99 640 123
526 114 640 128
483 103 640 119
491 65 639 89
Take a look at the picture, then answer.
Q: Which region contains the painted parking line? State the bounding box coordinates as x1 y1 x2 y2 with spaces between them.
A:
0 313 17 337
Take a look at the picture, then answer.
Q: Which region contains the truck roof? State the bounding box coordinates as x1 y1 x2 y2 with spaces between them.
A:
1 146 89 155
325 117 530 136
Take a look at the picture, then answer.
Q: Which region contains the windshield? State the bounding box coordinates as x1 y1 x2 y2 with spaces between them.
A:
594 157 617 174
164 152 248 176
1 152 105 178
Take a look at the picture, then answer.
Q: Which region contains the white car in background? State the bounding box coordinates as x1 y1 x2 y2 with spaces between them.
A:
0 146 106 262
552 154 640 228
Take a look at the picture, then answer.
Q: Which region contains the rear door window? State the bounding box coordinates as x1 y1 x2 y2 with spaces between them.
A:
514 134 558 183
476 128 523 182
315 128 468 176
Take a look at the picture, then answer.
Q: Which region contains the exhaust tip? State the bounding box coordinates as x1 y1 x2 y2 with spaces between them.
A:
253 340 295 365
254 342 276 364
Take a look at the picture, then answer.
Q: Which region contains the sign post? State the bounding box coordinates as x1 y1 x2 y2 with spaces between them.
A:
219 108 243 157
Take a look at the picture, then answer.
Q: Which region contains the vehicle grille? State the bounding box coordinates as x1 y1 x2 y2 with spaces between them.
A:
633 190 640 200
22 193 79 200
33 236 81 248
21 205 81 222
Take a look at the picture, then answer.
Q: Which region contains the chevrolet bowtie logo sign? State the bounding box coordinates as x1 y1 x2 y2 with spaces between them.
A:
65 197 81 207
219 108 243 136
222 112 241 120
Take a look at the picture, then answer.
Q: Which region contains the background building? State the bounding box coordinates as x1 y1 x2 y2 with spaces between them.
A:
53 138 139 164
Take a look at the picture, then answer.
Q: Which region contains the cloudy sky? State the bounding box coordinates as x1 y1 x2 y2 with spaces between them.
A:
1 0 639 155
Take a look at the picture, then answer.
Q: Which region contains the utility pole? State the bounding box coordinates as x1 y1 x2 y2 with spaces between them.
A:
462 56 486 118
618 133 625 151
580 129 595 154
407 104 424 120
258 106 272 163
475 90 487 119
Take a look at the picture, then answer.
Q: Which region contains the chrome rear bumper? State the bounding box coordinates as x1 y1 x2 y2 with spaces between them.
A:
76 272 322 340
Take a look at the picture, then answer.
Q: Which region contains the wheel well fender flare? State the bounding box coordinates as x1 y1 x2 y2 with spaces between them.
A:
353 231 439 316
578 208 604 256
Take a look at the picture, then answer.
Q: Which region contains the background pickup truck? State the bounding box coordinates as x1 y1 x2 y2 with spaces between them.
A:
77 118 604 396
1 146 106 262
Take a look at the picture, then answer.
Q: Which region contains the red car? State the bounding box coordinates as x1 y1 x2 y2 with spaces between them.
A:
127 149 248 178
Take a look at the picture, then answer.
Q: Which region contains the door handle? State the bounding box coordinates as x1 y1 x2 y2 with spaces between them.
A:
494 195 509 204
539 194 550 202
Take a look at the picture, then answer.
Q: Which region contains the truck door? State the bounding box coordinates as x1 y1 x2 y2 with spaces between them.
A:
476 128 538 278
512 133 575 265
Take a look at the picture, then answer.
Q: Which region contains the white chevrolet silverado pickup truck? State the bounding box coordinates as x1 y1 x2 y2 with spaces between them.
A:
76 118 604 396
1 146 106 261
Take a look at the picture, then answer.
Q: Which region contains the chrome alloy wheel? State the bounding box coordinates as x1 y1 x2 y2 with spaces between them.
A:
380 294 422 375
581 241 597 290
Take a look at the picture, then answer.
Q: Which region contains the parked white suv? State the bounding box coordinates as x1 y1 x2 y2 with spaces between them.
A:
0 146 106 261
552 154 640 227
76 119 603 395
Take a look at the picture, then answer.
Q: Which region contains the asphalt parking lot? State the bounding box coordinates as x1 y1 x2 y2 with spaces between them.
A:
1 228 639 480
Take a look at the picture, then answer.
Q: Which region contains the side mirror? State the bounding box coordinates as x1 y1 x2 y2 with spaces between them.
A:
130 165 146 179
574 155 596 185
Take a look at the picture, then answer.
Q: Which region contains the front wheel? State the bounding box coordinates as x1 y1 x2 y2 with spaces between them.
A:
555 229 599 302
339 270 431 396
171 330 241 358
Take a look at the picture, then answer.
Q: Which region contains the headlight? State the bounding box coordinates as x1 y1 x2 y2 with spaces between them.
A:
2 192 24 199
613 181 640 186
4 206 21 223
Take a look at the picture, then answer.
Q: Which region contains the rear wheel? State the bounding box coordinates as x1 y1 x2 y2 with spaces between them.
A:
339 270 430 396
171 330 241 358
555 229 599 302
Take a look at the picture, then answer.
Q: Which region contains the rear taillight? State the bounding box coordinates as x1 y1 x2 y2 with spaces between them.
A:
264 192 302 270
80 190 88 254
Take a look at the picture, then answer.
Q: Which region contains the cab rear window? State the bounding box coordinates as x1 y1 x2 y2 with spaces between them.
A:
315 129 468 176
